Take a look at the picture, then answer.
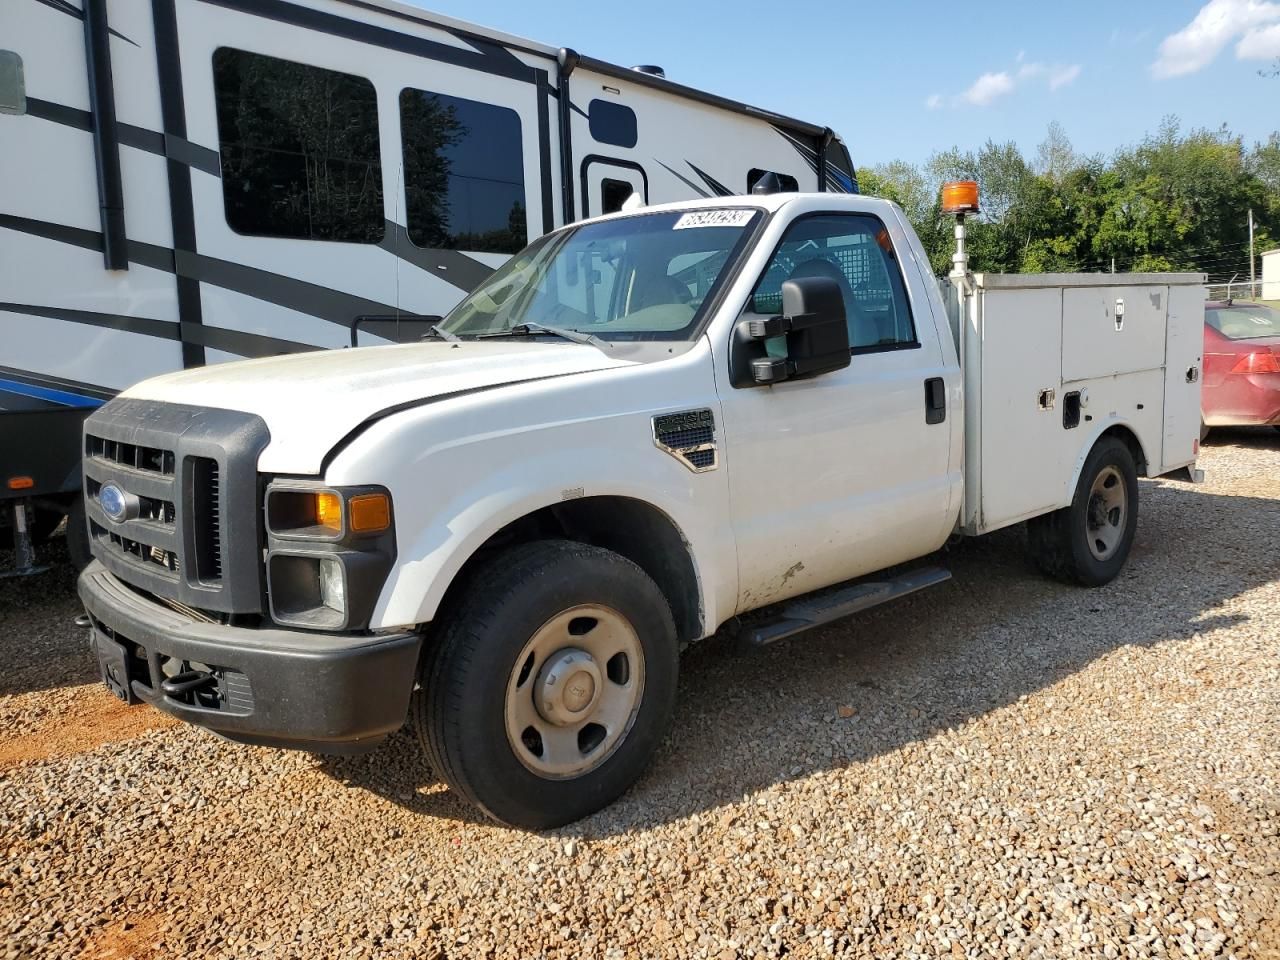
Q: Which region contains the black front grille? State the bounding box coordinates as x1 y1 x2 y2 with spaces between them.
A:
81 399 270 615
189 456 223 582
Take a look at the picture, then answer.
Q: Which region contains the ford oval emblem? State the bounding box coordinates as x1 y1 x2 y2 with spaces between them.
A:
98 482 129 523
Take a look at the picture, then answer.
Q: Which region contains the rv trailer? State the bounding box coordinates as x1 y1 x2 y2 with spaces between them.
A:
0 0 857 569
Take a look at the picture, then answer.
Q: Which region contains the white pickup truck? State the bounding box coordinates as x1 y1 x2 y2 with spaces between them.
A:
77 191 1205 828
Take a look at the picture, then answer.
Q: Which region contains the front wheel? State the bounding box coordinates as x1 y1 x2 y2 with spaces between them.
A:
1028 436 1139 586
412 540 679 829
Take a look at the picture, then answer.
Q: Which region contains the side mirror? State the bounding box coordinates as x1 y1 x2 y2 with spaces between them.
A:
731 277 851 386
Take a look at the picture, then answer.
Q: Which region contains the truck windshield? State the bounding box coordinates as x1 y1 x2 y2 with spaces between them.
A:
1207 304 1280 340
437 209 762 341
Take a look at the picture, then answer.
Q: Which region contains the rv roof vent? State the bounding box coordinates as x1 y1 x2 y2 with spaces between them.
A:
631 64 665 78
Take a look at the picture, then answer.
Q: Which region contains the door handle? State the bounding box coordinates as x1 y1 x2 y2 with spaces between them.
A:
924 377 946 425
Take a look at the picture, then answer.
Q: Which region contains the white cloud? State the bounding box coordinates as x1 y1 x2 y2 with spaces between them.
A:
1237 20 1280 56
1049 64 1082 89
1152 0 1280 78
930 59 1081 109
962 71 1016 106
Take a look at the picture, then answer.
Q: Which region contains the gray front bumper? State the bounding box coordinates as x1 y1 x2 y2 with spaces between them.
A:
78 561 421 753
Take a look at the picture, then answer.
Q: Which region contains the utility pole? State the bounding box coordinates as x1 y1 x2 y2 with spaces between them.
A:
1111 257 1115 274
1249 208 1256 297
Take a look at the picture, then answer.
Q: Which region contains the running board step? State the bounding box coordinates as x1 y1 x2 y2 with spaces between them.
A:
741 566 952 648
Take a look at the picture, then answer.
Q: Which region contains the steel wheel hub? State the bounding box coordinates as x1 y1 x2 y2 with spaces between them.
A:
504 604 645 779
1086 464 1127 561
536 648 601 726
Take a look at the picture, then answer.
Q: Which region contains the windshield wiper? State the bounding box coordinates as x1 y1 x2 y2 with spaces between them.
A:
480 322 612 352
426 323 460 343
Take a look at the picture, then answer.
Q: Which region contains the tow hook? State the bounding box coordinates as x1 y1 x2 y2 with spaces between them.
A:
161 670 217 697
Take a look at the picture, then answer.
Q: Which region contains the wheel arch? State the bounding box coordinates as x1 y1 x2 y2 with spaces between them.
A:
1066 421 1150 502
424 495 705 648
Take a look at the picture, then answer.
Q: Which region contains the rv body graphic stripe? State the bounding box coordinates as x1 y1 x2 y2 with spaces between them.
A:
0 301 318 360
379 223 492 293
152 0 205 368
0 378 104 409
0 214 489 320
334 0 554 61
25 97 222 177
654 160 710 199
0 365 115 401
198 0 537 83
686 162 733 198
29 0 140 47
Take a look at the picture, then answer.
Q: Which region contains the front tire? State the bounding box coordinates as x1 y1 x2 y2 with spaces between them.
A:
412 541 679 829
1028 436 1139 586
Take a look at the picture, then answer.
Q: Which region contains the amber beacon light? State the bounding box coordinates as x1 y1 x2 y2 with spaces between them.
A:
941 180 980 215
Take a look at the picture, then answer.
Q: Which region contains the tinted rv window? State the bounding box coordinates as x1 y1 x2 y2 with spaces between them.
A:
601 179 633 214
212 49 384 243
588 99 638 149
400 89 527 254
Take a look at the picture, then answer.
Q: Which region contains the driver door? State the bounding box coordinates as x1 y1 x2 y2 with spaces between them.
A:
717 212 956 612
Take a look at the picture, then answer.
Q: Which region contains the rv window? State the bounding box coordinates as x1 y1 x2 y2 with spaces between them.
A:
0 51 25 115
400 89 527 254
600 179 634 215
212 49 383 243
588 100 638 149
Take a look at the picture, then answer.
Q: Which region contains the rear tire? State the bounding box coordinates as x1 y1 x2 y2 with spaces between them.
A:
412 540 679 830
1028 437 1139 586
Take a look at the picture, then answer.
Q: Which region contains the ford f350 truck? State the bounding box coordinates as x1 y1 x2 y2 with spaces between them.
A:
77 188 1205 828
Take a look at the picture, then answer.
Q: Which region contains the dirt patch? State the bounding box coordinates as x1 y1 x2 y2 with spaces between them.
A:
0 685 177 771
81 914 164 960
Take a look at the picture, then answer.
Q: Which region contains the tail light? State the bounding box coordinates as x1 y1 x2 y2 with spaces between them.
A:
1230 351 1280 375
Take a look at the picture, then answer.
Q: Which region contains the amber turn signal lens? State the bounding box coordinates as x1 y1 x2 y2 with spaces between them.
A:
941 180 980 214
348 493 391 533
315 492 343 531
6 476 34 490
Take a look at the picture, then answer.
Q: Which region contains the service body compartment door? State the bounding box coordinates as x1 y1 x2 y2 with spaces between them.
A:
1160 283 1206 472
976 287 1067 530
1062 285 1167 380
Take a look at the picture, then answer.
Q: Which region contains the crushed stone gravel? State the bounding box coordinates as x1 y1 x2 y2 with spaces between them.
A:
1 428 1277 959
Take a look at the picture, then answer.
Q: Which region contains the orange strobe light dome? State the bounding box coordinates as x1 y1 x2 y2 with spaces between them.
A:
941 180 980 215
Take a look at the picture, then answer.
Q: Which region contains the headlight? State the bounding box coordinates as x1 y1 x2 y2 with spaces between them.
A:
319 557 346 613
267 488 390 539
264 482 396 631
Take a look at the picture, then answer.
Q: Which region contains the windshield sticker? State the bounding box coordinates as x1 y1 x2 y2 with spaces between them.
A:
673 210 755 230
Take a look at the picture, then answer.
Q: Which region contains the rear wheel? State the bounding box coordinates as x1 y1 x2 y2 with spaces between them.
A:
412 540 678 829
1028 436 1139 586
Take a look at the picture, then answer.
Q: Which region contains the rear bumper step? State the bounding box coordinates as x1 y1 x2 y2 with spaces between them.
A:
741 566 952 648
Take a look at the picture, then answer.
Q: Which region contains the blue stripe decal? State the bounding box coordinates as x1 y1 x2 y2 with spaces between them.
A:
0 379 105 408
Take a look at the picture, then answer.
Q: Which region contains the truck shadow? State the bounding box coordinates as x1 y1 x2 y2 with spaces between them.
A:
323 469 1279 834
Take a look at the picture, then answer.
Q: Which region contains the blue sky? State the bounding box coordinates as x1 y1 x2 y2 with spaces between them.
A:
414 0 1280 169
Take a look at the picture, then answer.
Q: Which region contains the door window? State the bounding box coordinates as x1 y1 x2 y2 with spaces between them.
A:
750 214 917 351
400 88 527 253
212 48 383 243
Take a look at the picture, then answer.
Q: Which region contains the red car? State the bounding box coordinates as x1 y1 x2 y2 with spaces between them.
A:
1202 300 1280 437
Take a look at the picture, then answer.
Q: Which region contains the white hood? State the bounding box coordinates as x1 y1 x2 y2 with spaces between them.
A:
123 341 635 473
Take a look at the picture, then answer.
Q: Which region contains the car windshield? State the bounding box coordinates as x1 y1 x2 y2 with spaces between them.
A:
1207 304 1280 340
438 209 762 341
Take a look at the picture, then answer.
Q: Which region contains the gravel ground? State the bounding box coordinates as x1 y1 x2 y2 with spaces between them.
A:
1 429 1277 960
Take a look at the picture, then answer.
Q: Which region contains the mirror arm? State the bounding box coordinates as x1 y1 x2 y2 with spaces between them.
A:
745 312 823 339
